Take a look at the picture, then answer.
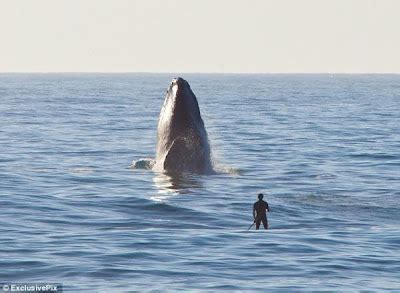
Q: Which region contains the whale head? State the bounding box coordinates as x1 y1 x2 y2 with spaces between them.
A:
154 77 212 174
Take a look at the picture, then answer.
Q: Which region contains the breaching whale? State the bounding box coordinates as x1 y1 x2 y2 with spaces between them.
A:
153 77 213 174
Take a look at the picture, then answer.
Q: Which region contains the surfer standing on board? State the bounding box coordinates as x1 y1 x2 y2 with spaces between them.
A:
253 193 270 230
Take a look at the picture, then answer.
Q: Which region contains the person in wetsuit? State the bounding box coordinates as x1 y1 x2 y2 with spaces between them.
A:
253 193 270 230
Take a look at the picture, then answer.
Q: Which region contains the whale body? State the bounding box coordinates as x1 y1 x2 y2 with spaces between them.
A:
153 77 213 174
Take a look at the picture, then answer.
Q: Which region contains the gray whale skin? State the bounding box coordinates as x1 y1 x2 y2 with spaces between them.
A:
153 77 213 174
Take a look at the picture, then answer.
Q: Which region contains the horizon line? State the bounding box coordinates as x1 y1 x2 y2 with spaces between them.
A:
1 71 400 75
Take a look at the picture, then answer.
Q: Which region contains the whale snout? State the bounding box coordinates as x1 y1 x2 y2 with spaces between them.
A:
172 77 186 85
170 77 189 90
167 77 191 101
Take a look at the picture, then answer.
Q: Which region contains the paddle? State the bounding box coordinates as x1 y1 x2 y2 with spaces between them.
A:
247 221 255 231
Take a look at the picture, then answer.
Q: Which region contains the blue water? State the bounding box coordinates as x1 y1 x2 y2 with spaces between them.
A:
1 74 399 291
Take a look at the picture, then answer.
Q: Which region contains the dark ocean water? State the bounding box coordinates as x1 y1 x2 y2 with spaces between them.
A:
0 73 399 292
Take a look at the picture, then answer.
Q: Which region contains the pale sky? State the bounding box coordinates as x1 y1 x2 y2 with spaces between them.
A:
0 0 399 73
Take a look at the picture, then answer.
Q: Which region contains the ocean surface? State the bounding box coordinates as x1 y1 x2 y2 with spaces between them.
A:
1 73 399 292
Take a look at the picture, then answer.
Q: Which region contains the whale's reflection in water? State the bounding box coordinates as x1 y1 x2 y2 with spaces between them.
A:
151 172 203 201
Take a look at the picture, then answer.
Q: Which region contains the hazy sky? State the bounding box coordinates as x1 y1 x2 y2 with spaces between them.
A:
1 0 399 73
